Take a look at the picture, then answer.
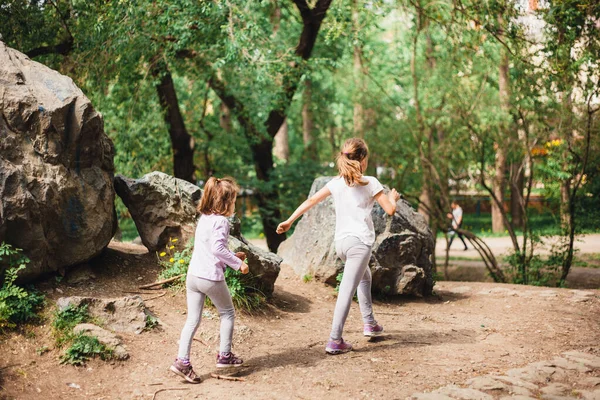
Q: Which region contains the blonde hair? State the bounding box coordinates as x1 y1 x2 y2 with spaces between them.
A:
197 177 239 216
336 138 369 186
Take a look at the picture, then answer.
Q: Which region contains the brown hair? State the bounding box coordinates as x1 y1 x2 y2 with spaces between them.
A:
336 138 369 186
197 177 239 216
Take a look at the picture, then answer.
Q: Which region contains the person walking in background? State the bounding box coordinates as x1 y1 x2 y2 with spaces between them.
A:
170 177 249 384
447 200 468 251
276 138 400 355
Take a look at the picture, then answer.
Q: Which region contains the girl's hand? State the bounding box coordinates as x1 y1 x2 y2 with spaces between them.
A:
388 188 400 202
235 251 246 262
240 263 249 274
276 220 292 234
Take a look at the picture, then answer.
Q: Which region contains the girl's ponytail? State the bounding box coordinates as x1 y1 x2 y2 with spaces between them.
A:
336 138 369 186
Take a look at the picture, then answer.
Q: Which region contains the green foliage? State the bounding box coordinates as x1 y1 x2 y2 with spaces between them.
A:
52 304 91 347
157 237 193 285
157 238 265 311
52 303 114 365
504 235 571 286
2 0 599 285
215 268 266 312
0 243 45 331
334 272 344 294
60 334 113 366
302 274 313 283
144 314 159 331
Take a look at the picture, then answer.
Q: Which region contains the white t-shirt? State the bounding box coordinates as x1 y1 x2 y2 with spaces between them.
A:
451 206 463 229
326 176 384 246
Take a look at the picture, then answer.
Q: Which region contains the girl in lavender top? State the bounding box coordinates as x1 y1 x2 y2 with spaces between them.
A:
277 138 400 355
170 177 249 383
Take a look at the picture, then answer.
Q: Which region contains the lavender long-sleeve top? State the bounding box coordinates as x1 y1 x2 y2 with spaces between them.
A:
187 214 242 281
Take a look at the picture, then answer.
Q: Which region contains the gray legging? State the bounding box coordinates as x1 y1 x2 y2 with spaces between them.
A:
330 235 376 341
177 275 235 359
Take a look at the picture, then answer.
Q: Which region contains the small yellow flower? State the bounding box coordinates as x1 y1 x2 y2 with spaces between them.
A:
179 259 185 264
171 238 178 243
159 252 166 257
169 258 175 263
169 246 175 249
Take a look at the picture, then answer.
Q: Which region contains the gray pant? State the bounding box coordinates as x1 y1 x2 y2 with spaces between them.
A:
330 236 376 341
177 275 235 359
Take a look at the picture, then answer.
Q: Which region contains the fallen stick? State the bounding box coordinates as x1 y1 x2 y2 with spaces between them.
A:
144 292 167 301
139 275 184 289
122 290 155 294
210 373 246 382
193 337 211 348
376 312 404 316
152 387 189 400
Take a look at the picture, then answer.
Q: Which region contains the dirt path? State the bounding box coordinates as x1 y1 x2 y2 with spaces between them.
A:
1 242 599 400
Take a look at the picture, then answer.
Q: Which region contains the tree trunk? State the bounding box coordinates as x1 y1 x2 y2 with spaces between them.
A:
492 148 507 233
352 0 365 138
302 79 317 158
492 48 510 233
152 59 195 183
510 162 525 228
560 179 572 230
250 137 285 252
220 103 233 132
273 120 290 162
418 186 432 226
329 126 337 155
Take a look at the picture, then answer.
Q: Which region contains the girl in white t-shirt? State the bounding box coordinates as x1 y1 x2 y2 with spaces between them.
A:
277 138 400 354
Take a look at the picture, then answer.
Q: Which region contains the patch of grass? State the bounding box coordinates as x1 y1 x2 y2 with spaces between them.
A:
574 253 600 268
449 210 600 238
52 303 114 366
302 274 313 283
144 314 158 331
52 303 91 347
0 243 45 331
60 334 113 366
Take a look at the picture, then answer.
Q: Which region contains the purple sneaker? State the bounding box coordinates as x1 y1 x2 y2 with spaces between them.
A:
363 323 384 337
325 338 353 355
169 359 202 384
216 352 244 368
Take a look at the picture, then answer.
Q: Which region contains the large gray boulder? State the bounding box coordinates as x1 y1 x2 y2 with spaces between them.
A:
115 172 281 296
0 41 116 281
114 172 201 252
278 177 435 296
228 218 282 296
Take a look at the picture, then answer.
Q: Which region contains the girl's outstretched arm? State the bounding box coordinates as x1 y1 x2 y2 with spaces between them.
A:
375 188 400 216
276 186 331 234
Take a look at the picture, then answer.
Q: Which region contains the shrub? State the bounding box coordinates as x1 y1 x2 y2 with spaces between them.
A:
158 238 266 311
156 237 192 286
0 243 45 331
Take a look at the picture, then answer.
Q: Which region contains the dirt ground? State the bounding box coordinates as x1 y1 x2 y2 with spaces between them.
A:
1 241 599 400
